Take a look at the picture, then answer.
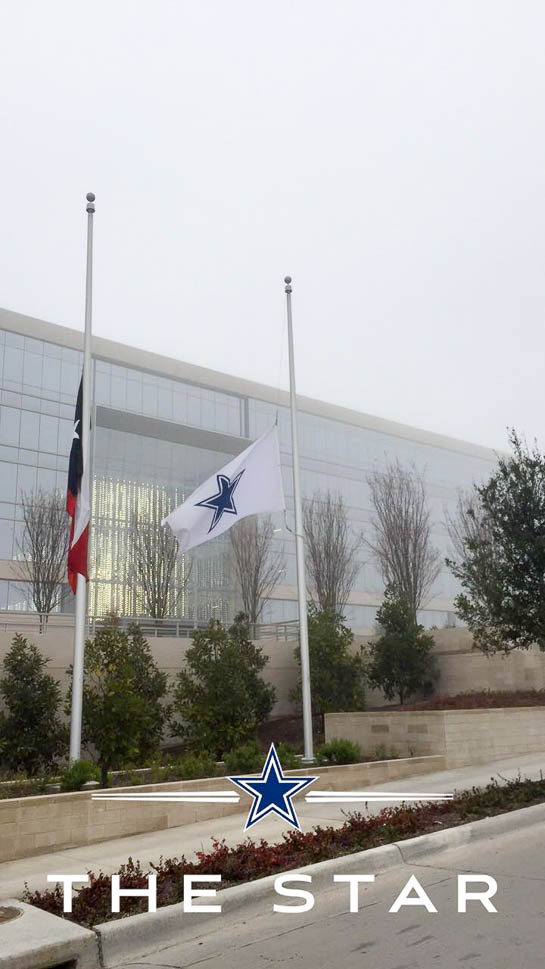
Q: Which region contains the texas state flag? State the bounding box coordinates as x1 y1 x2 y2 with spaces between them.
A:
66 377 90 593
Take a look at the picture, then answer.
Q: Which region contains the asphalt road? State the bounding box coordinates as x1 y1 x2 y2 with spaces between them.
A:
119 819 545 969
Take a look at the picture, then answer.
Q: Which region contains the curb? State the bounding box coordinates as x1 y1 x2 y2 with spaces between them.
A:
94 800 545 967
0 898 99 969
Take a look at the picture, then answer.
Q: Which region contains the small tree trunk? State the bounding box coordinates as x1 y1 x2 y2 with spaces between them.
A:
100 763 109 788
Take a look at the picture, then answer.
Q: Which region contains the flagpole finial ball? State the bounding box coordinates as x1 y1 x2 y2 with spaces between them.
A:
284 276 292 284
86 193 95 202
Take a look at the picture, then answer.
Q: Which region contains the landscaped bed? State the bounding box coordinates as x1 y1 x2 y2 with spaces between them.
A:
371 689 545 711
23 773 545 927
0 738 397 800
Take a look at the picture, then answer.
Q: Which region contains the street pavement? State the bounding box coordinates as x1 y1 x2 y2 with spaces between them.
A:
118 818 545 968
1 751 545 901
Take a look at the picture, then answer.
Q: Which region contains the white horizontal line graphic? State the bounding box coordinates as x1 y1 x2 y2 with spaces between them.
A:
306 791 453 802
92 789 452 805
92 791 240 803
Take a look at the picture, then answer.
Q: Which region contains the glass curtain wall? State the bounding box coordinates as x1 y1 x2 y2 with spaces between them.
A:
0 323 499 630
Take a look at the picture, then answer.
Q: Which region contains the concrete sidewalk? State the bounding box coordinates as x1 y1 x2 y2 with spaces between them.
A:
1 751 544 900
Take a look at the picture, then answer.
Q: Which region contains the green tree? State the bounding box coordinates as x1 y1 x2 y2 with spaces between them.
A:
448 430 545 653
366 588 438 705
291 607 366 716
0 633 67 774
171 614 275 757
68 618 168 786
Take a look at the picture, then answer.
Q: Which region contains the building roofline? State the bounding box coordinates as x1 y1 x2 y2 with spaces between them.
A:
0 305 499 463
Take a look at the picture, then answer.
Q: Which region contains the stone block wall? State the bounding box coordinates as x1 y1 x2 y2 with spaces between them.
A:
0 756 444 862
325 707 545 768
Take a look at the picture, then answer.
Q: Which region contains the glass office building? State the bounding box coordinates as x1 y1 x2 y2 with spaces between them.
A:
0 307 499 632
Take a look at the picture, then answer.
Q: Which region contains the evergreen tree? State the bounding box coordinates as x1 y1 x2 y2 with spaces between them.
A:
291 607 366 715
0 633 66 774
171 614 275 757
366 588 438 705
448 430 545 653
68 617 168 786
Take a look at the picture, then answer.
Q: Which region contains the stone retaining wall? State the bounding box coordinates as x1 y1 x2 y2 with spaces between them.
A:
325 707 545 768
3 623 545 719
0 755 445 863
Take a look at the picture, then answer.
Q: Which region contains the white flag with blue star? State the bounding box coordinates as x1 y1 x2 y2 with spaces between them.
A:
162 425 286 551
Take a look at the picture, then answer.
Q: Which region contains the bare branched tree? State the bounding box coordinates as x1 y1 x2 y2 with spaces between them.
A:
14 489 69 630
229 515 285 624
445 489 491 566
367 461 440 617
303 492 362 612
129 512 192 619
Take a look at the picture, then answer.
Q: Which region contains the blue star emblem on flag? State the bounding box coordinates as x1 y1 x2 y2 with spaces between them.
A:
195 470 245 533
228 743 317 831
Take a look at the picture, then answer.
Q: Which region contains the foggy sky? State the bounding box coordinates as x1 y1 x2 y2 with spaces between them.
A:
1 0 544 451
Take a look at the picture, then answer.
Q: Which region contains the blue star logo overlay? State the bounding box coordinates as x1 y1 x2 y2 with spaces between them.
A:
195 470 245 533
228 743 317 831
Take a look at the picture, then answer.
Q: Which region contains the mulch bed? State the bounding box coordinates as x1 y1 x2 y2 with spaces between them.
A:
383 690 545 711
257 714 325 750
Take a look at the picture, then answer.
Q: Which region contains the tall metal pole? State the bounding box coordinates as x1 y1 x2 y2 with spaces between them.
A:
284 276 314 762
69 192 95 762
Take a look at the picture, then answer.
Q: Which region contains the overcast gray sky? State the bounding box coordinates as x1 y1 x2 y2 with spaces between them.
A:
1 1 544 451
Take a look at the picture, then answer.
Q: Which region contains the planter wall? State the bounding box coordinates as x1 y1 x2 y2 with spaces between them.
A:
325 707 545 768
0 755 445 863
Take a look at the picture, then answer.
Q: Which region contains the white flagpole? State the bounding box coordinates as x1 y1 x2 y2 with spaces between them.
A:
284 276 314 762
69 192 95 763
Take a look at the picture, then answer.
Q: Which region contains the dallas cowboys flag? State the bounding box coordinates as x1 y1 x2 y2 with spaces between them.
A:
162 425 286 551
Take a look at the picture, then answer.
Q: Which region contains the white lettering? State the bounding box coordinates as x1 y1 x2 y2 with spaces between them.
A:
47 874 89 914
389 875 437 913
274 874 315 913
183 875 222 913
111 873 157 913
334 874 375 912
458 875 498 913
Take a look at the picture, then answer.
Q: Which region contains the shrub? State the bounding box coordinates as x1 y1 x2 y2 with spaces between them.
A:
373 743 400 761
275 742 299 770
0 633 67 775
292 608 366 716
59 760 100 792
176 752 218 780
67 617 168 787
314 738 362 765
148 762 172 785
221 741 298 775
366 588 439 705
171 614 275 758
224 739 262 774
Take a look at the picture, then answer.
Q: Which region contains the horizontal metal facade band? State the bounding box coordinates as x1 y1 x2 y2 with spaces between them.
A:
95 405 250 455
